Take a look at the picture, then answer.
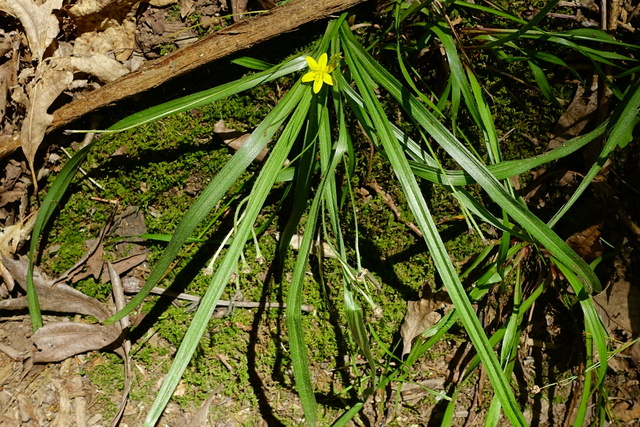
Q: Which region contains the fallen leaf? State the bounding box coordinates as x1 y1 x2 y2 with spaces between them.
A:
400 289 452 357
230 0 250 22
547 76 598 150
73 19 137 62
0 0 63 62
594 280 640 335
68 0 125 16
0 134 21 160
100 253 147 283
109 205 148 257
190 389 220 426
612 399 640 423
67 0 139 35
51 55 129 83
179 0 195 18
0 255 112 321
55 213 113 286
214 119 268 162
566 224 604 261
149 0 178 6
594 280 640 370
20 62 73 183
0 54 18 124
31 321 122 362
0 214 36 257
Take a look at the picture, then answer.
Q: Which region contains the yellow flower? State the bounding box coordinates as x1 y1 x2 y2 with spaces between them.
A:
302 53 337 94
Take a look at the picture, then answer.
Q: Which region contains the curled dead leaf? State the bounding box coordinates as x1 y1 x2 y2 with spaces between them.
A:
51 55 129 83
0 0 63 62
20 62 73 182
0 255 112 321
0 214 36 257
400 290 452 357
31 321 122 362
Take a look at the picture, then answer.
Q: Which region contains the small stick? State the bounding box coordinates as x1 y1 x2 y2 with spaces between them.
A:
122 282 314 312
368 179 424 238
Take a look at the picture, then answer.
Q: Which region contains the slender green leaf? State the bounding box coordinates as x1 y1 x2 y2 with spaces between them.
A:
341 24 528 425
143 84 313 426
231 56 274 70
27 142 97 331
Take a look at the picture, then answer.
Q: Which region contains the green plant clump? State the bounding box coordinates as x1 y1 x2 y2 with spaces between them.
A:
27 1 640 426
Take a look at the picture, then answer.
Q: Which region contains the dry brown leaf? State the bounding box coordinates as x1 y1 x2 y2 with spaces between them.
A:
213 119 268 162
21 62 73 181
0 0 63 62
31 321 122 362
565 224 604 261
179 0 195 18
0 134 21 160
68 0 120 16
73 19 137 62
0 214 36 257
548 76 598 150
400 290 452 357
0 255 112 321
68 0 139 31
55 213 112 285
594 280 640 335
0 55 18 124
51 55 129 83
612 399 640 423
100 253 147 283
149 0 178 6
594 280 640 370
59 237 105 285
190 389 219 426
231 0 250 22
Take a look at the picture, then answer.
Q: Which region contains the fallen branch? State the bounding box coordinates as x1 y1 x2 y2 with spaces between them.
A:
47 0 366 133
122 281 315 313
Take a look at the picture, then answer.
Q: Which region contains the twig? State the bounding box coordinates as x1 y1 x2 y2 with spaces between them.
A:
368 179 424 238
122 282 314 312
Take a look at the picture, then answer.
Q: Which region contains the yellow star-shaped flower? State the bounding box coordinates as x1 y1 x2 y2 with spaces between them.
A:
302 53 337 94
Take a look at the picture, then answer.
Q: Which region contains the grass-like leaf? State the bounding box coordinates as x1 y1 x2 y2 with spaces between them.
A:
341 23 528 425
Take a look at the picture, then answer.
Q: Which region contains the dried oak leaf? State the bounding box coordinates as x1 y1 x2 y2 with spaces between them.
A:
400 290 452 357
0 0 63 62
565 224 604 261
21 62 73 180
31 321 122 362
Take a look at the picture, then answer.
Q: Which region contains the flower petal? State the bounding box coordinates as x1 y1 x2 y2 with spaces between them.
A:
301 71 316 82
322 73 334 86
326 62 338 74
305 56 318 70
313 78 323 94
317 53 328 69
